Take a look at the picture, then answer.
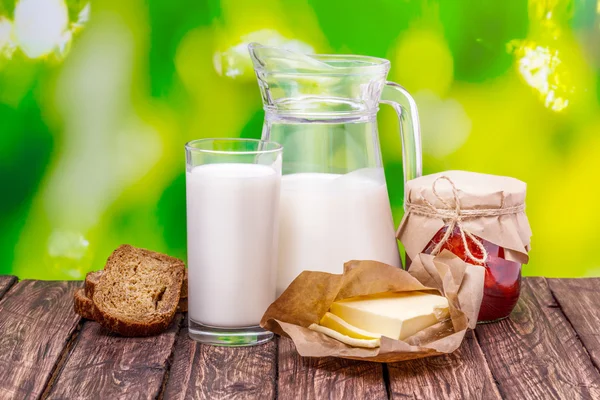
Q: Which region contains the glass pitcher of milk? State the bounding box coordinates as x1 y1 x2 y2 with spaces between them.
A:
248 44 422 295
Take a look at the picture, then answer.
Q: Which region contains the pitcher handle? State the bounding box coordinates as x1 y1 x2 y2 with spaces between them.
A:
380 82 422 188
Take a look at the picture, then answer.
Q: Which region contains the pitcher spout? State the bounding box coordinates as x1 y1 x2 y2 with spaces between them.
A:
248 43 391 118
248 43 333 73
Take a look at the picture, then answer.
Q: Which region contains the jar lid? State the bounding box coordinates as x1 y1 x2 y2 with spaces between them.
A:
405 170 526 210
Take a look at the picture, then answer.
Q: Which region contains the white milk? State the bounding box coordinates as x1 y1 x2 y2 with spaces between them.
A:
277 168 400 295
186 163 280 327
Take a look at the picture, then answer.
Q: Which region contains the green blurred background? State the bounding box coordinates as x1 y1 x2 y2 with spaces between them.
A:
1 0 599 279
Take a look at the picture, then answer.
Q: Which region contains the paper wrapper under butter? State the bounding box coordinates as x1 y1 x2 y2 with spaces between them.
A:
260 251 484 363
397 170 532 265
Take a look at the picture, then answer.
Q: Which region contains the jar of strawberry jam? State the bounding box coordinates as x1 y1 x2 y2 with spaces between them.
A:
422 225 522 322
397 171 532 324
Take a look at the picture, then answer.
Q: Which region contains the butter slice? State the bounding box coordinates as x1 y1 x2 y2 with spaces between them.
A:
319 312 381 340
309 324 381 348
330 291 450 340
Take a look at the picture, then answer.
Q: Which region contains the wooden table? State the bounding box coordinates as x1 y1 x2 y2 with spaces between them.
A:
0 276 599 399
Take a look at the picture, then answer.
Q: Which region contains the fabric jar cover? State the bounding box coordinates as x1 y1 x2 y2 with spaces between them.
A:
397 170 532 265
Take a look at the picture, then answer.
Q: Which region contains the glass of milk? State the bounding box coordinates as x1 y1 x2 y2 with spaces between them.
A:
185 138 282 346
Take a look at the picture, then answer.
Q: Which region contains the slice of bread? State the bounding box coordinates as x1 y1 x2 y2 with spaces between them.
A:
85 268 188 299
84 270 103 298
74 288 98 320
92 245 185 337
76 289 187 322
75 284 188 324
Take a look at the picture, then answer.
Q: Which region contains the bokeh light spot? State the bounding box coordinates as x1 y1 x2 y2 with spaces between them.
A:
0 17 16 60
391 29 454 96
47 230 89 260
508 40 573 112
416 90 471 158
14 0 69 58
73 3 91 32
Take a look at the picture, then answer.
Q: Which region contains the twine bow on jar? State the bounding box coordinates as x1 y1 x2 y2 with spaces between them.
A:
405 176 525 265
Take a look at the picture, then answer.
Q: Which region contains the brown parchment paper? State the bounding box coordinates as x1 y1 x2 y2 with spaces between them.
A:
397 170 532 265
260 251 484 363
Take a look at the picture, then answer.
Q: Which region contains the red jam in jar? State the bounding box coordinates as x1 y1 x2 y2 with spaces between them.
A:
422 225 521 323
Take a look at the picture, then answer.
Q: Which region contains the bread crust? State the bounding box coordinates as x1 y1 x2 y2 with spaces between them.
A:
73 288 98 320
84 270 103 298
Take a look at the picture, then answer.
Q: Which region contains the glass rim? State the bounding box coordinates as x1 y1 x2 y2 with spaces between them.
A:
185 138 283 155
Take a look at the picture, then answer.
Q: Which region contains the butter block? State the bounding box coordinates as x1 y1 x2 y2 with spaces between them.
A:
329 291 450 340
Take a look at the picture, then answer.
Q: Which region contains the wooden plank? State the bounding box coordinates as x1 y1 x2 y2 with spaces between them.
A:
387 331 501 399
162 325 195 400
548 278 600 370
0 276 17 299
0 280 82 399
277 336 387 400
164 327 277 400
45 314 183 399
475 277 600 399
